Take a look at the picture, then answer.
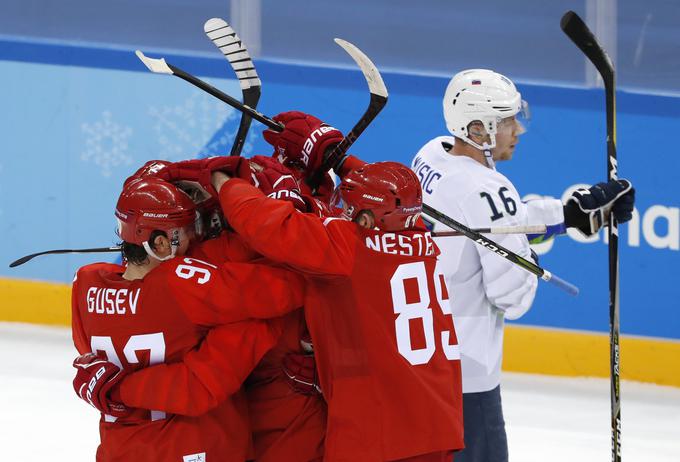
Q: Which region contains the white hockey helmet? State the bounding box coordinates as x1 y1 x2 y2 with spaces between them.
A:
443 69 528 151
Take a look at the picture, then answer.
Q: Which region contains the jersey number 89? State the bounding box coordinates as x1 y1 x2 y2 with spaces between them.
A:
390 261 460 366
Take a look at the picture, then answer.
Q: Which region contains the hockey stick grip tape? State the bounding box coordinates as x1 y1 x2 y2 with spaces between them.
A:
541 270 579 296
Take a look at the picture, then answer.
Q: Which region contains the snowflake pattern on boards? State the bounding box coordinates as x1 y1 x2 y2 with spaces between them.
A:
150 92 248 160
81 111 134 177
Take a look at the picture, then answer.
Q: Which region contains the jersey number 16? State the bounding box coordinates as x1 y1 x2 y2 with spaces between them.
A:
480 187 517 221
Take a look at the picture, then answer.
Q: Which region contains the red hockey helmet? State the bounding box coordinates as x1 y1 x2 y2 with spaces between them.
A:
334 161 423 231
115 177 199 245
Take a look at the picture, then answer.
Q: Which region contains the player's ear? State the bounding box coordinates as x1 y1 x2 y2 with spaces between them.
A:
151 233 170 253
355 210 375 229
467 121 488 144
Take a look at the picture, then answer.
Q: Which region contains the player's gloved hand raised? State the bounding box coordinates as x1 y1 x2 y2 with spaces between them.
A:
163 156 252 198
123 160 173 188
125 157 252 204
249 155 307 211
73 353 130 417
564 179 635 237
282 351 322 396
263 111 344 176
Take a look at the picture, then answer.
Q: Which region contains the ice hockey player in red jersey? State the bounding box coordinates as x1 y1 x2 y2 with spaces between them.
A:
116 156 328 462
71 176 307 462
211 157 464 462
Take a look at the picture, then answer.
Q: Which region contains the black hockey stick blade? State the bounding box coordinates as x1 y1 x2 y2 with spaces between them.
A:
422 204 578 296
560 11 614 83
135 50 281 132
204 18 262 157
306 39 388 191
9 246 121 268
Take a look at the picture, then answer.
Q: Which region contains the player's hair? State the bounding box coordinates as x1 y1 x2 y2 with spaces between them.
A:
120 230 167 265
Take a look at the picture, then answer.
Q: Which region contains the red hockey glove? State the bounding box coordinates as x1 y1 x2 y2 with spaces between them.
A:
123 160 173 188
250 155 307 212
282 351 321 396
263 111 344 175
125 157 251 202
73 353 130 417
164 156 252 198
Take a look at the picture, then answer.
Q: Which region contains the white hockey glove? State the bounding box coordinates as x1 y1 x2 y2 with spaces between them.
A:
563 179 635 237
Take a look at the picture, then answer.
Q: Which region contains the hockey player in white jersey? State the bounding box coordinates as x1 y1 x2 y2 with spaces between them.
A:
411 69 635 462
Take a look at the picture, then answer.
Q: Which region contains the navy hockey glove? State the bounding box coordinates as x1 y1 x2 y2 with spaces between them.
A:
564 179 635 237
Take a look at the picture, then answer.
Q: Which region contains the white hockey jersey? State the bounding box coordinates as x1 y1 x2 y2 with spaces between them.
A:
411 136 562 393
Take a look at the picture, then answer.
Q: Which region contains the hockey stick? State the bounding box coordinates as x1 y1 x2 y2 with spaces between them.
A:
204 18 262 157
137 41 386 190
433 224 547 237
306 39 388 191
135 50 282 131
9 247 121 268
423 204 578 295
561 10 621 461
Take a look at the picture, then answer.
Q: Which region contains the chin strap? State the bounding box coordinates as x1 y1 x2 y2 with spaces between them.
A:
142 228 182 262
142 241 178 262
482 143 496 170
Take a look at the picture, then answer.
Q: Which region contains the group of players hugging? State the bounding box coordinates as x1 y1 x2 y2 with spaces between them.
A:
71 109 463 462
70 69 635 461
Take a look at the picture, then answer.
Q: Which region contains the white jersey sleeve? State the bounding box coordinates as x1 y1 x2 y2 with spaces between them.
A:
524 197 564 227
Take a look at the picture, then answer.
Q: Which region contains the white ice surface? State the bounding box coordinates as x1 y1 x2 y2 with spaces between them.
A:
1 322 679 461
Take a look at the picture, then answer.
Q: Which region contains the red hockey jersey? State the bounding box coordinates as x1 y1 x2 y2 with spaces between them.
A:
71 251 304 462
92 237 326 462
219 179 464 461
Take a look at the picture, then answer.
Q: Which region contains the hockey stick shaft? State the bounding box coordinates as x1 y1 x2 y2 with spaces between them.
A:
230 85 261 157
433 224 547 237
135 50 282 131
9 247 121 268
306 39 388 191
423 204 578 295
204 18 262 157
561 11 621 461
